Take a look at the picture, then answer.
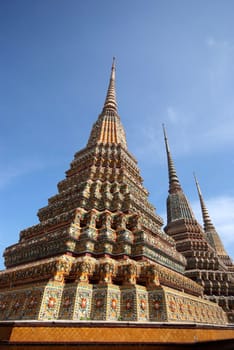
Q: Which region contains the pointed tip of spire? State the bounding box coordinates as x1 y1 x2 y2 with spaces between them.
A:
102 58 118 113
194 175 230 257
162 124 169 151
193 172 202 197
194 173 215 231
111 57 116 77
193 172 198 182
162 123 166 136
194 172 203 198
87 58 127 148
193 171 198 186
163 126 182 193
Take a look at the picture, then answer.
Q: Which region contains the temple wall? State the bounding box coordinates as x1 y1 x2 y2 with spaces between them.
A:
0 281 227 325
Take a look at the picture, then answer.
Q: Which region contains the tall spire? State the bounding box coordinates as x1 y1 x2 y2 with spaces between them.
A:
102 57 118 113
87 58 127 149
193 173 215 231
163 125 195 223
163 124 182 194
194 173 231 258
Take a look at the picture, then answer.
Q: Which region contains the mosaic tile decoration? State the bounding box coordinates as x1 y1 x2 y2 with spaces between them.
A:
38 282 64 320
73 284 93 320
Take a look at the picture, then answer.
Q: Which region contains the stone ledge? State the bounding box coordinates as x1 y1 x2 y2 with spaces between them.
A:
0 321 233 345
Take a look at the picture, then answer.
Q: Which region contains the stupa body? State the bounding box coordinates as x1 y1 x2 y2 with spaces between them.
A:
0 61 231 324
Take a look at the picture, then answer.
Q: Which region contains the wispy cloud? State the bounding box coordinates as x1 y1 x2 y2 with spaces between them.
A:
162 37 234 156
206 36 233 50
206 37 234 92
127 110 166 164
203 117 234 147
0 158 46 190
133 125 164 163
167 106 178 124
206 37 217 47
131 105 190 163
128 36 234 163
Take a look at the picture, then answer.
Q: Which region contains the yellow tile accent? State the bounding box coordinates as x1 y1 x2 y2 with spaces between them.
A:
3 324 233 344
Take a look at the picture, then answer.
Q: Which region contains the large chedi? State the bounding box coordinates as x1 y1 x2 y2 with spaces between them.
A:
0 60 228 324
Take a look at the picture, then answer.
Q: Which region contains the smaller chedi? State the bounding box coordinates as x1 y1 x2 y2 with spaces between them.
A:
0 59 233 324
163 126 234 322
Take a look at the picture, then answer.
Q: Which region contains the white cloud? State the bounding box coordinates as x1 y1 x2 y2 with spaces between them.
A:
203 118 234 147
206 37 216 47
129 34 234 162
206 37 232 50
167 106 178 124
128 113 166 164
206 37 234 89
162 104 234 157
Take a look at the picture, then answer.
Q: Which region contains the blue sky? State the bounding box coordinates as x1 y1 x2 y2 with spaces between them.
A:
0 0 234 269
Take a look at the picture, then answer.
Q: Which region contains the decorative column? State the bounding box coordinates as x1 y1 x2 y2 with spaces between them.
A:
145 264 167 322
75 209 98 255
91 257 120 320
120 260 149 321
95 211 116 255
38 255 73 320
59 256 95 320
113 213 133 256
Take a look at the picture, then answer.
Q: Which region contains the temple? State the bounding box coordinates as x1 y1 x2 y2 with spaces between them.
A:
0 59 233 325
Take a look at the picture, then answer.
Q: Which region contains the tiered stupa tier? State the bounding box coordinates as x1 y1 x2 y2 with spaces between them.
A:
163 126 234 322
0 60 229 324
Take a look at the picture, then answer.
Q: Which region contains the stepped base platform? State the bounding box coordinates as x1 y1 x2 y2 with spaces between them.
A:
0 321 234 349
